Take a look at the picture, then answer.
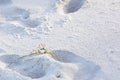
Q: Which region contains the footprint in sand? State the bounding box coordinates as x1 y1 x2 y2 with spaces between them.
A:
57 0 86 14
0 50 106 80
0 0 12 5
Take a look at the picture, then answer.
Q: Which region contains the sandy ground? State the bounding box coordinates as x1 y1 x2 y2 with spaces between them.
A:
0 0 120 80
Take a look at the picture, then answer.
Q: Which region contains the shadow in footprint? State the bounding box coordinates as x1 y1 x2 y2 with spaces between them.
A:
1 6 30 20
53 50 92 64
0 54 20 64
64 0 86 13
0 49 6 54
53 50 106 80
0 23 28 36
19 19 40 28
0 50 106 80
0 54 46 79
0 0 12 5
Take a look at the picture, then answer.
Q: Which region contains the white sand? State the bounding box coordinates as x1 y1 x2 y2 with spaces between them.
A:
0 0 120 80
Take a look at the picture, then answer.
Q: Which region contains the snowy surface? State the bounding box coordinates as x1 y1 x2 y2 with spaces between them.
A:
0 0 120 80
